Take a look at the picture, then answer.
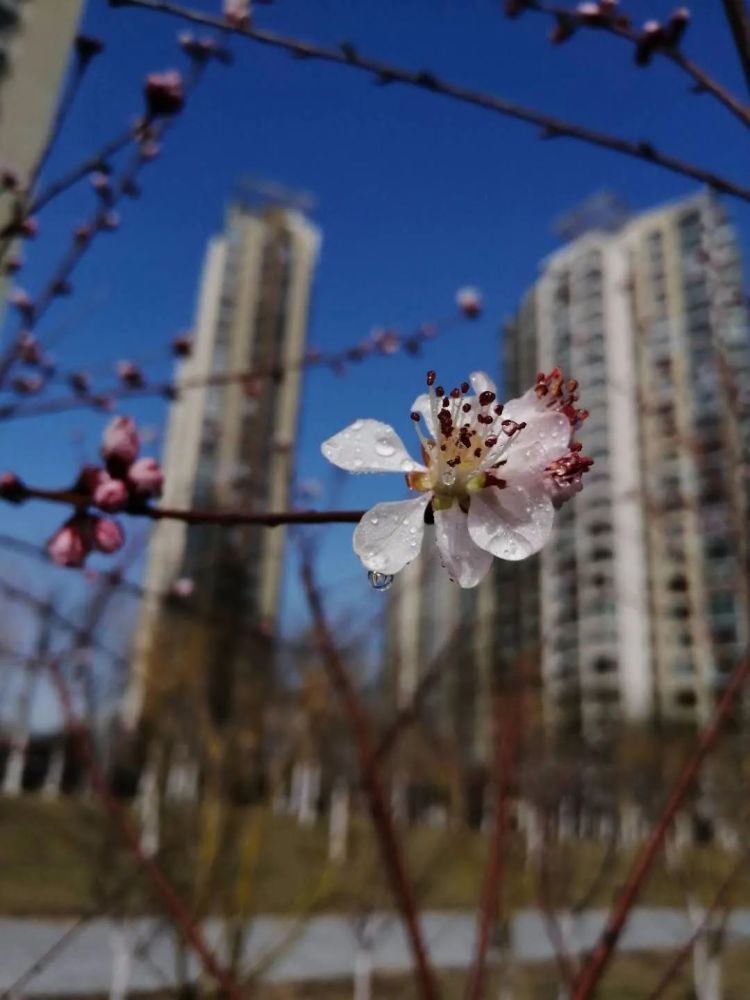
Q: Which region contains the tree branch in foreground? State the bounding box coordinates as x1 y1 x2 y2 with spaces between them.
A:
111 0 750 202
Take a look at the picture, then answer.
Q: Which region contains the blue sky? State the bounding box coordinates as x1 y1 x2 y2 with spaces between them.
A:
2 0 750 687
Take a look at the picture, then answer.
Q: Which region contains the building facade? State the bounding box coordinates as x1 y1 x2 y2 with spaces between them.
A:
503 191 750 736
0 0 83 177
123 196 320 742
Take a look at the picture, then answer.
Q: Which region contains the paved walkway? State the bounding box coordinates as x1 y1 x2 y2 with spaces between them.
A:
2 907 750 995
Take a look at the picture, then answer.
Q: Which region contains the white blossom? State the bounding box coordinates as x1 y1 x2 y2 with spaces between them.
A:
321 368 591 588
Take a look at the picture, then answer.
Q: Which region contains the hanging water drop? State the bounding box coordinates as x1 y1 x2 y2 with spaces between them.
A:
442 469 457 486
368 570 394 591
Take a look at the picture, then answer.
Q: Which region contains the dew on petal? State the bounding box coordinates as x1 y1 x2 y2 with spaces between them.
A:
442 470 457 486
368 570 393 591
375 436 397 458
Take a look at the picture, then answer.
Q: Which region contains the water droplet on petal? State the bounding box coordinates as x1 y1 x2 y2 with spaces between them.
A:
375 436 397 458
368 570 393 591
400 458 413 471
442 470 457 486
370 516 379 525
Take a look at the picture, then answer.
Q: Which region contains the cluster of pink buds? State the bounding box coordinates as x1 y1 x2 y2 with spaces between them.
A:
635 9 690 64
144 70 185 118
42 416 163 569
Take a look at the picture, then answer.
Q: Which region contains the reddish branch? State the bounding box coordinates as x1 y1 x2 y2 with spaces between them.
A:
572 656 750 1000
46 659 243 1000
519 1 750 130
646 847 750 999
464 686 521 1000
300 554 439 1000
111 0 750 202
7 483 365 526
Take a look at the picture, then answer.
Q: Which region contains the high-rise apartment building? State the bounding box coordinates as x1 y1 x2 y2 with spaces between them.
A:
123 192 320 736
0 1 83 175
503 190 749 737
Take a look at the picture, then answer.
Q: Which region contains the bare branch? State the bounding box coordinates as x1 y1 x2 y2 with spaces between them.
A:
110 0 750 202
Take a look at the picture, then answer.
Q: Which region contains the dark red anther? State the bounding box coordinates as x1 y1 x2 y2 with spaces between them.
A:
461 382 470 393
442 398 450 408
494 404 504 415
435 385 445 397
462 403 471 413
485 437 498 448
426 370 436 386
479 390 496 406
450 387 460 399
410 411 421 422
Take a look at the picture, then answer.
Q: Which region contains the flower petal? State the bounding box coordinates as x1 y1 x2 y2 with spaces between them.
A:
321 419 426 474
470 370 498 399
354 495 431 574
410 392 438 439
488 411 571 476
468 482 554 561
434 503 494 588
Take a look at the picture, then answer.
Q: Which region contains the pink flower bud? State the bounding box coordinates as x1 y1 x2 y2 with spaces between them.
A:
90 172 113 200
102 415 140 467
0 472 27 504
224 0 251 28
116 361 144 388
144 70 185 117
74 223 93 245
128 457 163 497
171 577 194 598
18 332 41 365
171 334 192 357
11 375 42 395
456 286 483 318
100 211 120 232
75 34 104 62
92 517 125 554
0 166 20 191
94 473 129 512
47 519 92 568
69 371 90 395
9 288 34 321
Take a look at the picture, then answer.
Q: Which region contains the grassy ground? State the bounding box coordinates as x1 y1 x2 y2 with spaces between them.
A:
1 796 749 919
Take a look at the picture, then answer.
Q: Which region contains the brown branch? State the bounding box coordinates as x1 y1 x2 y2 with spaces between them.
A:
646 847 750 1000
522 0 750 129
11 483 365 526
299 552 440 1000
110 0 750 202
722 0 750 96
464 686 521 1000
46 659 243 1000
572 656 750 1000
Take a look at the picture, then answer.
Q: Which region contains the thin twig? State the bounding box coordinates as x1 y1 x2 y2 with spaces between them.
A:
111 0 750 202
572 656 750 1000
300 551 440 1000
46 659 243 1000
646 847 750 1000
10 483 366 526
522 0 750 129
722 0 750 96
464 686 521 1000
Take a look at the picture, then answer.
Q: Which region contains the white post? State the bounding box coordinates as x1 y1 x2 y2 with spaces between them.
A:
298 761 320 826
329 780 350 861
138 763 160 858
109 922 132 1000
2 740 26 796
353 940 373 1000
41 743 65 799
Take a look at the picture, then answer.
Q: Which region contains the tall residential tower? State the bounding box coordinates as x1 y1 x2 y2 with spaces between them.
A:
503 191 749 736
124 190 320 736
